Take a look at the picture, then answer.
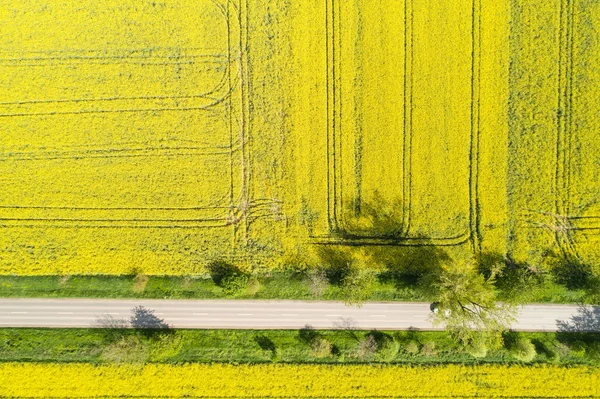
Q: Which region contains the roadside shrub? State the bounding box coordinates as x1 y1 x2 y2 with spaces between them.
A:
466 339 488 358
208 261 250 297
552 258 594 290
357 331 399 362
316 246 375 306
488 259 544 303
533 339 561 363
331 344 344 361
404 341 420 355
297 326 332 358
246 277 261 296
309 336 332 358
58 275 71 287
544 345 560 363
421 341 437 356
569 340 586 357
510 337 537 362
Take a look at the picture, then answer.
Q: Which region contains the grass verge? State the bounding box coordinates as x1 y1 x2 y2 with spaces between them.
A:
1 328 599 366
0 272 587 303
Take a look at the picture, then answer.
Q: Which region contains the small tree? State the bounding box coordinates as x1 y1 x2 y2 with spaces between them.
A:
246 277 261 296
298 325 332 358
537 340 560 363
340 268 376 307
316 246 375 306
376 337 400 362
132 273 149 294
355 334 378 361
208 261 250 297
307 269 329 297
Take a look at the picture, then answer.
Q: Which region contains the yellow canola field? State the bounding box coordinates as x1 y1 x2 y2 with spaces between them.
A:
0 0 599 275
0 363 599 398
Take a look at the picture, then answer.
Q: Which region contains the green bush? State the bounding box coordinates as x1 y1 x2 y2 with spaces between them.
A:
466 338 488 358
209 261 250 297
510 337 537 362
376 338 400 362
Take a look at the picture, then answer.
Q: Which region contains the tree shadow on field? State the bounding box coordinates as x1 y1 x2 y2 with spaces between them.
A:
478 252 545 303
366 329 392 345
332 317 361 342
373 245 449 293
314 246 355 286
297 324 320 345
313 198 453 298
254 335 277 358
333 193 405 240
551 256 596 291
208 260 244 286
393 327 421 345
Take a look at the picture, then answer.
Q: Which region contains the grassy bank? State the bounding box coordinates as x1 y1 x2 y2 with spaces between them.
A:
0 271 587 303
1 328 599 366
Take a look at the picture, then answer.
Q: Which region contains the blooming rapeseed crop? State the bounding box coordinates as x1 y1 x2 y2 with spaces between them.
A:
0 363 598 398
0 0 598 275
